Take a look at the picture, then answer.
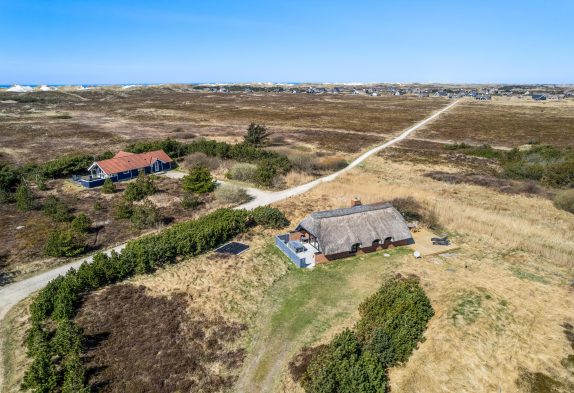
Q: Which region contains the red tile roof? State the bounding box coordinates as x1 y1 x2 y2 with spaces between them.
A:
96 150 173 175
113 151 136 158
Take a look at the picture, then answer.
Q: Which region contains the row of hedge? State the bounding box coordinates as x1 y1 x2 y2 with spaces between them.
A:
299 277 434 393
126 138 292 174
23 206 289 393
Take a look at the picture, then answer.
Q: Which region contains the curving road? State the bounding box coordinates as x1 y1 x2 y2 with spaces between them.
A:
0 99 459 384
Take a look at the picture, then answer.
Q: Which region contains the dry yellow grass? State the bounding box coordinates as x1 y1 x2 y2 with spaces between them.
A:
269 155 574 392
5 152 573 392
0 297 33 393
131 228 289 323
283 171 316 188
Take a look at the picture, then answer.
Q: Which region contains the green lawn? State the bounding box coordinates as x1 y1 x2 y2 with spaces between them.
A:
237 245 410 392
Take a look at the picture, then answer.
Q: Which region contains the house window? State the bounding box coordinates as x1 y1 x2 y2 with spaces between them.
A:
351 243 361 253
372 239 381 246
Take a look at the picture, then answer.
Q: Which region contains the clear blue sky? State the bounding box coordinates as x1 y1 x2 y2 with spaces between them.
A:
1 0 573 84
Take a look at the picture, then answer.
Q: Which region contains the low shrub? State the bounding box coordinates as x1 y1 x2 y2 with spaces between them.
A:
215 184 251 204
243 123 271 147
448 144 574 188
184 152 221 170
43 196 72 222
553 189 574 214
390 197 423 222
0 163 21 196
128 138 291 174
126 138 188 158
181 192 201 209
251 206 290 228
101 178 116 194
391 197 439 228
313 157 347 172
226 163 258 182
15 182 35 211
255 160 279 187
130 200 161 229
288 153 315 173
124 172 157 201
541 161 574 188
44 229 85 257
71 213 91 233
30 155 93 178
113 199 134 219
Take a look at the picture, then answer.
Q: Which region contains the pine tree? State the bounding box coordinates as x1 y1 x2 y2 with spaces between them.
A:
243 122 271 147
15 182 35 211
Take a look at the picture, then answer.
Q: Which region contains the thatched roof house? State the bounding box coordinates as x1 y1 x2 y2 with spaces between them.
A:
294 202 412 260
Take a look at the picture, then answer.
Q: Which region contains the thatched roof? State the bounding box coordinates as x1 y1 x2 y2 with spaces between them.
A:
296 203 412 255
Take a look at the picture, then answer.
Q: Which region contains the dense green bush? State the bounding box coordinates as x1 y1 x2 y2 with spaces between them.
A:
301 277 434 393
15 182 35 211
101 178 116 194
354 278 434 364
0 163 21 197
113 199 134 219
71 213 91 233
243 123 271 147
44 229 85 257
255 160 278 187
553 189 574 214
302 330 387 393
182 166 216 194
252 206 290 228
125 138 188 158
27 155 93 178
130 200 161 229
541 161 574 188
43 196 72 222
124 172 157 201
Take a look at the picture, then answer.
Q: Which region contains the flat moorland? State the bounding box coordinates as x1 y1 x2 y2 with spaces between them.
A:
4 153 574 393
0 88 446 164
415 97 574 147
0 174 224 286
239 151 573 392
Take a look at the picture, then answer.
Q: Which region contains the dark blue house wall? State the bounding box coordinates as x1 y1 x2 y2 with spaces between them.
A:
79 161 173 188
114 162 171 180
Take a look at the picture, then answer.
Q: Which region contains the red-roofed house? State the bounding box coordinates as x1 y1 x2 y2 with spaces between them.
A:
79 150 173 188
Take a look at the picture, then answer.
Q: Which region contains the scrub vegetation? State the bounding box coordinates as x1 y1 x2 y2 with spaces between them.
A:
20 207 289 393
298 277 433 393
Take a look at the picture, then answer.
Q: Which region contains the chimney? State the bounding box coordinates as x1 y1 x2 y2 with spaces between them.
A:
351 197 362 207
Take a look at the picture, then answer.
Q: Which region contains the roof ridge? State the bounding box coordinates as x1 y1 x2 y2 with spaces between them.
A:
310 202 392 219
